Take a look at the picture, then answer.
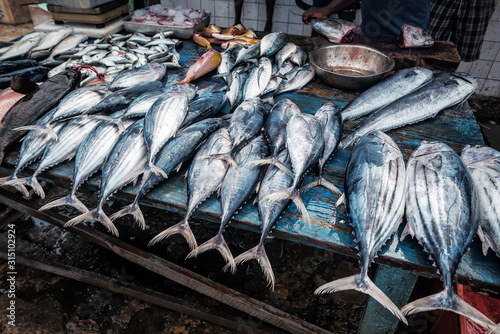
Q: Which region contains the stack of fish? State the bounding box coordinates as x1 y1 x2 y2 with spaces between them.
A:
193 23 260 50
0 27 183 87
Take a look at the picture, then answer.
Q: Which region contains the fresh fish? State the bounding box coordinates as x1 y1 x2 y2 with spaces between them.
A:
262 113 323 224
242 57 272 100
0 33 45 61
29 27 74 57
0 88 26 121
4 116 101 199
234 43 261 66
202 24 222 37
401 141 498 332
148 127 233 249
275 43 297 69
302 102 343 194
226 64 249 108
272 63 315 98
187 135 269 272
246 98 300 175
316 130 407 323
234 148 293 289
399 24 434 48
111 118 222 227
0 108 65 196
461 145 500 258
260 32 288 57
0 66 50 89
205 98 265 169
218 48 235 78
0 69 81 164
309 18 361 44
108 63 166 91
342 67 433 121
143 92 190 179
341 73 478 149
175 49 221 84
289 47 307 66
193 33 213 49
181 93 227 128
261 61 295 96
39 113 135 214
45 34 88 61
65 119 148 236
0 60 39 75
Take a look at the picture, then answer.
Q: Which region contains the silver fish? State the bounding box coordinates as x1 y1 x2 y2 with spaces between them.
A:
226 64 249 108
218 48 235 78
309 18 361 44
187 135 269 272
340 73 478 149
302 102 343 194
108 63 166 91
341 67 433 121
39 113 135 214
316 130 407 324
181 93 227 129
29 27 74 55
401 141 498 332
45 34 88 61
148 127 233 250
273 63 315 98
234 43 261 66
242 57 272 100
461 145 500 258
260 32 288 57
65 119 149 236
275 43 297 69
263 113 323 224
261 61 295 96
289 47 307 66
234 148 293 289
0 32 45 61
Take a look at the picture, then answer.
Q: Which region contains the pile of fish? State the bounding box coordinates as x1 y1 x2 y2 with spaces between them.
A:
217 31 315 110
0 27 183 86
193 23 260 50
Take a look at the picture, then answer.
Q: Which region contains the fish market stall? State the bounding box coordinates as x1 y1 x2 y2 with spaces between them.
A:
0 29 499 334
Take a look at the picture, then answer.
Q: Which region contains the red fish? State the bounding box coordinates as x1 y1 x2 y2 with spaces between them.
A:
193 33 213 50
202 24 222 37
221 23 246 35
174 50 221 85
0 88 25 123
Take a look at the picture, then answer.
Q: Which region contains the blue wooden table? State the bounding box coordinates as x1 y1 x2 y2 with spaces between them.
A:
1 37 498 334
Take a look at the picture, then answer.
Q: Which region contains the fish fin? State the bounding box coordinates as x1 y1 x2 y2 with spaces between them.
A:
198 153 238 170
476 226 491 256
186 235 236 273
400 222 416 241
110 202 146 230
302 177 342 195
65 208 119 236
260 188 292 203
45 124 58 140
233 244 275 290
149 163 169 180
402 290 498 332
244 158 293 176
39 194 89 214
262 96 275 105
148 219 197 250
290 189 311 227
335 193 345 207
0 175 29 197
316 274 408 325
4 176 45 199
14 124 43 132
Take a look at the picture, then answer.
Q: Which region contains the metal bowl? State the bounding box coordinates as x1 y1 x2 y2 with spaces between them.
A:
310 44 395 91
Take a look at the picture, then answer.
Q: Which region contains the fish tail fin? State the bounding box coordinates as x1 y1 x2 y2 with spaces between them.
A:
149 163 168 180
198 153 238 170
15 124 58 141
301 176 342 195
402 290 498 332
186 235 236 273
39 194 89 213
316 274 408 325
4 176 44 198
233 244 275 290
0 175 29 197
260 187 293 203
289 188 311 226
110 202 146 230
244 157 293 176
65 208 119 236
262 96 275 105
148 219 197 250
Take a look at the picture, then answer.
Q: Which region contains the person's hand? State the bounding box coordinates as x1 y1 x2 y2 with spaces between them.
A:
302 7 330 24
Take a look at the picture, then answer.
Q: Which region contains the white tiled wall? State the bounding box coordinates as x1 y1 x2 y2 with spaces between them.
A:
456 3 500 98
161 0 500 98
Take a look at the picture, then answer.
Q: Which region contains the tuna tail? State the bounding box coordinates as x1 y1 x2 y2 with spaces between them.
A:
0 175 29 197
39 194 89 214
186 234 236 273
316 273 408 325
339 133 358 150
401 290 499 332
147 218 198 250
143 162 168 181
233 243 275 290
14 124 58 141
65 207 119 237
3 176 45 198
90 115 125 133
261 186 311 226
198 153 239 170
243 157 293 176
301 176 342 195
109 202 146 230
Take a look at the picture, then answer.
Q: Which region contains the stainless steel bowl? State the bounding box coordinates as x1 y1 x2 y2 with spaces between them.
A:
310 44 395 91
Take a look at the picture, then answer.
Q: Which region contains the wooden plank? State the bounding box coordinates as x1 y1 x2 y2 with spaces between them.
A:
358 264 419 334
0 188 331 334
0 250 276 334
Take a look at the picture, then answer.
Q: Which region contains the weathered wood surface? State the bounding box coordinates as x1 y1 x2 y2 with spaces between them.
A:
1 39 499 295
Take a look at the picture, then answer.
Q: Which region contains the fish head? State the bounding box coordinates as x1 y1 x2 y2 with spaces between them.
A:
461 145 500 175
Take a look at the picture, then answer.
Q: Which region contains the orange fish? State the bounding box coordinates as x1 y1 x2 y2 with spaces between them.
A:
202 24 222 37
0 88 25 123
193 33 213 49
175 49 221 85
222 23 246 35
